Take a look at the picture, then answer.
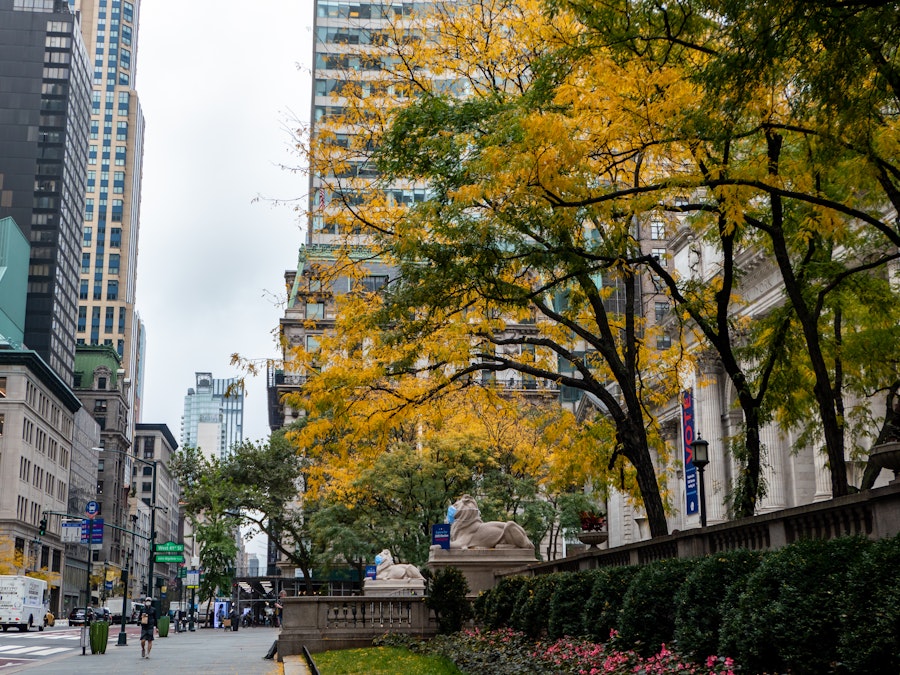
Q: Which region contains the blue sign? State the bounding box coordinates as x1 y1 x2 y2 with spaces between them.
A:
365 565 376 580
81 518 104 545
85 500 100 517
682 390 699 516
432 523 451 550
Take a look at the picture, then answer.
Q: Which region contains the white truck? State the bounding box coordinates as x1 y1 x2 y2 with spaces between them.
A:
0 575 49 632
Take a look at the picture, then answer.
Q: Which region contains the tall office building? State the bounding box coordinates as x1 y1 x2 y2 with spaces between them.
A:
181 372 244 460
72 0 146 424
0 0 91 384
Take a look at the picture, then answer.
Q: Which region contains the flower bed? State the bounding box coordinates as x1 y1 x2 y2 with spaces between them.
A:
376 629 737 675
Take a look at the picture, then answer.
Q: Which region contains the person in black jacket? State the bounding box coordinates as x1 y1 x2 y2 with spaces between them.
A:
139 597 158 659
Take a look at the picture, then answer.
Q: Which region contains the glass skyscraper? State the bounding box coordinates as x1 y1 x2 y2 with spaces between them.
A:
182 372 244 460
0 0 91 384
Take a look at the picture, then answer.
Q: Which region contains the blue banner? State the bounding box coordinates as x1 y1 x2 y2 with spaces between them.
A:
432 523 451 549
682 390 699 516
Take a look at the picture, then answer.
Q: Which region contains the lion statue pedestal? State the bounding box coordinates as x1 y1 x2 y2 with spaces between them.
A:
363 549 426 597
427 495 537 598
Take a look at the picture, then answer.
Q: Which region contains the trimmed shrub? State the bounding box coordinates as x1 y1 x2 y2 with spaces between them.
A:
720 536 871 674
476 575 528 630
838 533 900 674
547 570 595 638
509 574 558 638
582 564 639 643
673 548 764 662
426 567 473 634
617 557 695 656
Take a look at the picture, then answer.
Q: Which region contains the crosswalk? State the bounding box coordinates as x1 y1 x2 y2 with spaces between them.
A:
0 629 83 665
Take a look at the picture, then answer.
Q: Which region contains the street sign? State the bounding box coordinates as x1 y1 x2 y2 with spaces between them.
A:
61 521 82 543
186 570 200 588
154 554 185 564
85 501 100 519
178 567 187 578
154 541 184 553
81 518 103 545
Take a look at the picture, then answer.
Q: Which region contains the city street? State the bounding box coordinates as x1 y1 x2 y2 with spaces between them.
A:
0 623 282 674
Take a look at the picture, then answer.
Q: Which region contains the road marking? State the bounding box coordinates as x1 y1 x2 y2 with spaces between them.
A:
0 645 74 655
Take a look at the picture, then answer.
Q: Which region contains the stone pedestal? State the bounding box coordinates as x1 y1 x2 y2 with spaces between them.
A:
427 547 537 597
363 578 426 597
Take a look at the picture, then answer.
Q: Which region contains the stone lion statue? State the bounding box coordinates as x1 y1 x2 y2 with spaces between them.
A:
448 495 534 550
375 549 424 580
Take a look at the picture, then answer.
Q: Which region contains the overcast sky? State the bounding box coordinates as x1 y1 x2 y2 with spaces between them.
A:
134 1 314 558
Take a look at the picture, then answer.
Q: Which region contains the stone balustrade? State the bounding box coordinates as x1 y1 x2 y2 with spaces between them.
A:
278 595 437 657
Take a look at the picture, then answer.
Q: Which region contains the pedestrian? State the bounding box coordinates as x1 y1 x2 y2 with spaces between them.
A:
138 597 158 659
217 606 226 631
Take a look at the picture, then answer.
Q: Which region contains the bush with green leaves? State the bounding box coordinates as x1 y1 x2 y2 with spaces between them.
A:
509 574 558 638
673 548 764 662
616 557 695 656
838 533 900 674
720 536 871 674
547 570 595 638
582 564 639 642
474 575 527 630
426 567 473 634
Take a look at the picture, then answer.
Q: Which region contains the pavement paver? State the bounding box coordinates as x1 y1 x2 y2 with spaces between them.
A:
1 625 284 675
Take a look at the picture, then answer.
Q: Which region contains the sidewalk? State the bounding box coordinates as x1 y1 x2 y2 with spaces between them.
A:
13 626 288 675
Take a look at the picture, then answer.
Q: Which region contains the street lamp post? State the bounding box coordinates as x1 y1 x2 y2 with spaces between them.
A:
691 434 710 528
116 514 138 646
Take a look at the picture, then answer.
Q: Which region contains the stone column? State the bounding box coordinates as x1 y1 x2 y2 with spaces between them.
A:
697 356 726 523
758 422 786 511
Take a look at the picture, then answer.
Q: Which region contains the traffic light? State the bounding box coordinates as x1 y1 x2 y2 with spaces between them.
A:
39 516 47 536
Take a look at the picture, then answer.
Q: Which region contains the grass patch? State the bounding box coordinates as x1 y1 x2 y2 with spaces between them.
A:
314 645 462 675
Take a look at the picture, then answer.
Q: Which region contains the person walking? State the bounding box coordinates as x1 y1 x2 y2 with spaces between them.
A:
138 597 158 659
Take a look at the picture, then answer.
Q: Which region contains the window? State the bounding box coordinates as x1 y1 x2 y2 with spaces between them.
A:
116 121 127 140
107 280 119 300
77 306 86 331
97 480 104 495
306 335 320 352
361 275 388 292
650 219 666 240
651 248 667 266
306 302 325 319
110 228 121 247
142 466 153 476
108 254 119 274
0 377 7 398
98 459 105 472
657 334 672 349
81 253 91 274
654 301 669 322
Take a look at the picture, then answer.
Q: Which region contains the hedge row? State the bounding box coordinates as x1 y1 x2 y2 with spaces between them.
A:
472 534 900 675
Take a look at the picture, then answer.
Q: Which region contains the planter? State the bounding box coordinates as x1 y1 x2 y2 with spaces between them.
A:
577 530 609 548
870 441 900 482
157 615 170 637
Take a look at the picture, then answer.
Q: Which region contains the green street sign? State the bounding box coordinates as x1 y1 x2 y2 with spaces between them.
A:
154 554 185 563
178 567 187 578
154 541 184 553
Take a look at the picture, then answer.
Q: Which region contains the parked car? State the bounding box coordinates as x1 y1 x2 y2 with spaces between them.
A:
68 608 87 625
68 607 110 625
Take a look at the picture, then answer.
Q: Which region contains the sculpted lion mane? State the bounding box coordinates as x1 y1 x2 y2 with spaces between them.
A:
449 495 534 550
375 549 424 580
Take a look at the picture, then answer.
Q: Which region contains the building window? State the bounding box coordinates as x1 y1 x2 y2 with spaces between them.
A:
650 219 666 240
651 248 667 266
107 280 119 301
142 481 151 493
654 301 669 322
657 334 672 349
306 302 325 319
361 275 388 292
0 377 6 398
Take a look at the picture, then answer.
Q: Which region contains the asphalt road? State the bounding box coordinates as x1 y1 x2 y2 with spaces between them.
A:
0 622 282 674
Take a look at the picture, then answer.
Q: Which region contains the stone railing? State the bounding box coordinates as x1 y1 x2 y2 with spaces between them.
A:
509 481 900 577
278 595 438 657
